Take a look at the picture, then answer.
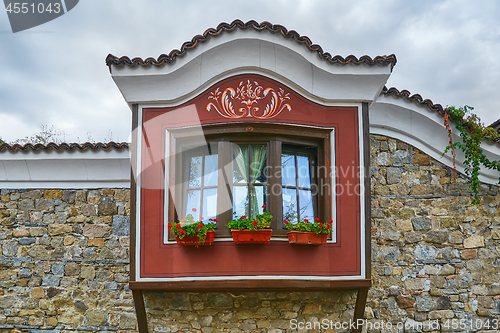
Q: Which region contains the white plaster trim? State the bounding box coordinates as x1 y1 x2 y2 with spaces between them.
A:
135 108 143 281
0 149 130 189
111 32 391 105
371 94 500 185
358 105 366 280
330 128 337 243
135 274 364 282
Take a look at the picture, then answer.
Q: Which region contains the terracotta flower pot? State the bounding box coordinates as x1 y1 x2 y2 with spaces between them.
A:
176 231 215 246
287 231 328 245
231 229 272 244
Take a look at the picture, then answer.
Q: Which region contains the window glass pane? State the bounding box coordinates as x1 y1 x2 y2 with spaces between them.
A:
297 155 311 188
233 186 249 218
202 188 217 223
281 153 296 187
233 145 249 184
185 190 200 221
188 155 202 188
204 154 218 187
250 145 267 183
250 186 266 219
299 190 314 222
282 187 298 224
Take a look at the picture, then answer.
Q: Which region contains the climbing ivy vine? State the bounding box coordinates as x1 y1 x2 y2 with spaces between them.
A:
443 106 500 205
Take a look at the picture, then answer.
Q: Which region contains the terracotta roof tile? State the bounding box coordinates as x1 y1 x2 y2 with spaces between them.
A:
106 20 397 70
381 87 500 144
0 142 129 152
381 86 445 114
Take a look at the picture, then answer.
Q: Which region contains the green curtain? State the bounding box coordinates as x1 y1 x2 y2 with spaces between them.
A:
233 144 267 218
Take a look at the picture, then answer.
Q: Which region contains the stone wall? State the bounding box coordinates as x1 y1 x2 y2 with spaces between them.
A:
0 134 499 333
0 189 135 332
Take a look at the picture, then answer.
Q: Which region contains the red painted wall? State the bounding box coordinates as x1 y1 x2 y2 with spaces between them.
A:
139 74 361 278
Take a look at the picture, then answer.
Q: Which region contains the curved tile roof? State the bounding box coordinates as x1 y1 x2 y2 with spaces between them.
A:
381 86 445 114
0 142 129 152
106 19 397 70
381 86 500 143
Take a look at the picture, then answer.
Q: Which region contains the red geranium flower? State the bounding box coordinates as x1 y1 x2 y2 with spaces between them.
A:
179 230 186 235
319 223 324 227
192 208 197 212
198 223 203 229
241 215 246 219
168 224 172 229
252 220 258 226
262 204 266 208
175 224 181 230
213 218 218 223
180 218 186 222
328 219 333 223
326 225 331 229
315 218 320 222
304 219 309 223
284 220 289 224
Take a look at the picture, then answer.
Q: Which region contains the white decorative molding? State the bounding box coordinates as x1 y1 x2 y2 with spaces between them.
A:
0 149 130 189
371 93 500 185
110 30 392 106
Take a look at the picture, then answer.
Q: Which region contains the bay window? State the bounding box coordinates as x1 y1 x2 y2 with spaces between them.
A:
169 124 332 240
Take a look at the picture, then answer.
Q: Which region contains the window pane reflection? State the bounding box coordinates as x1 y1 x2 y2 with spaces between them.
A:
202 188 217 223
299 190 314 221
297 155 311 188
188 156 202 188
233 145 249 184
185 190 200 221
282 187 298 224
204 154 218 187
233 186 249 218
281 153 296 186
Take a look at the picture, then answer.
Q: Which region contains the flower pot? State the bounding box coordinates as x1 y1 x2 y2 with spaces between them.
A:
176 231 215 246
287 231 328 245
231 229 272 244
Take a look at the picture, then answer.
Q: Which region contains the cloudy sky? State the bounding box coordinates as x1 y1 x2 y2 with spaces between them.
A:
0 0 499 144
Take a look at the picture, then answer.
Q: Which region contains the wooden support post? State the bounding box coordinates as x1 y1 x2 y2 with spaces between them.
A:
352 287 369 333
132 290 148 333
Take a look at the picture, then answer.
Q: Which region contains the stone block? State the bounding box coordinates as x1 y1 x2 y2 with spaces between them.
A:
31 287 45 299
396 296 415 309
377 152 391 166
98 202 117 216
435 296 451 310
487 283 500 296
387 167 402 185
425 230 449 244
431 276 446 289
83 224 111 238
85 308 108 326
48 224 72 236
414 244 439 260
43 190 63 199
18 199 35 211
207 293 233 308
415 294 434 312
41 274 60 287
463 236 484 249
2 239 19 257
393 150 413 164
413 152 430 165
35 198 55 212
411 217 431 231
80 266 95 280
428 309 454 319
112 215 130 236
